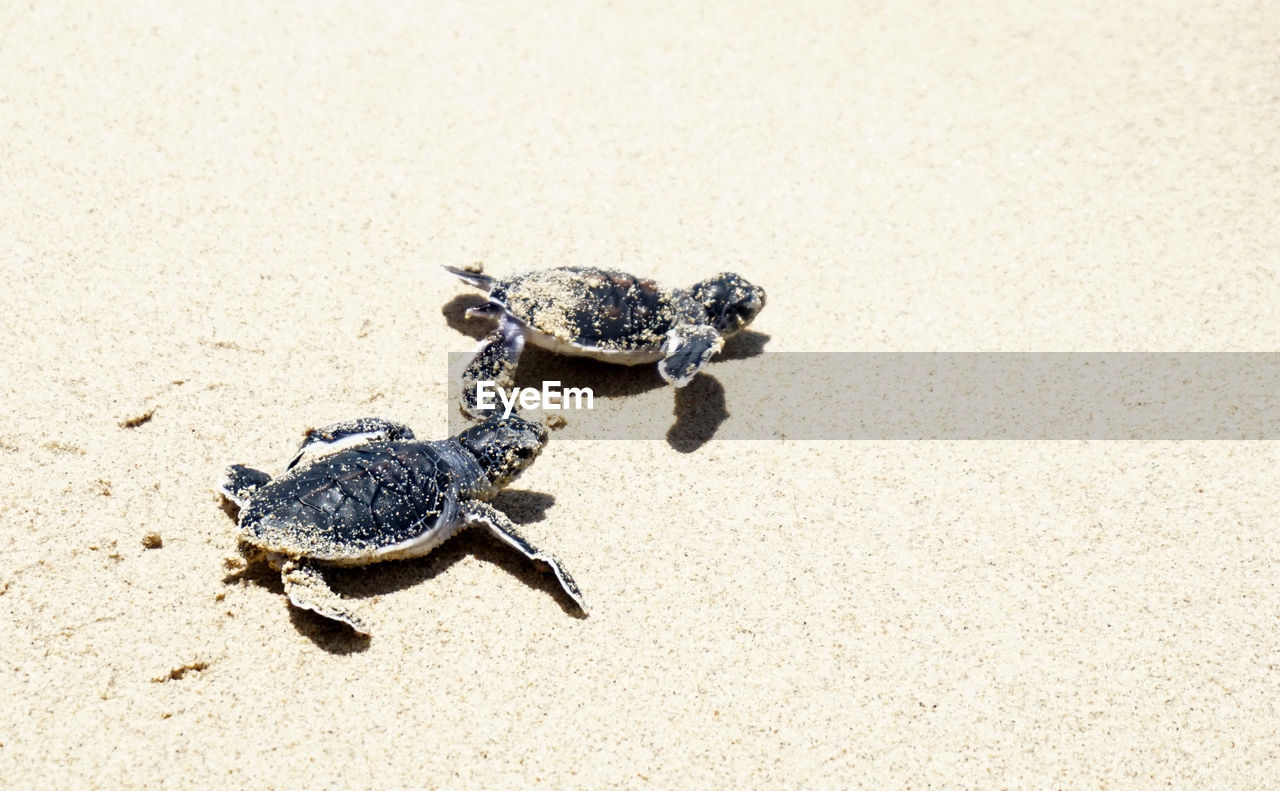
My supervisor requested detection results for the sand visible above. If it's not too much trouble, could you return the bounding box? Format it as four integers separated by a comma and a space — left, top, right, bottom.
3, 1, 1279, 787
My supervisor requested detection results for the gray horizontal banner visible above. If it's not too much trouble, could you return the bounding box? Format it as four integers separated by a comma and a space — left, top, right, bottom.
446, 352, 1280, 442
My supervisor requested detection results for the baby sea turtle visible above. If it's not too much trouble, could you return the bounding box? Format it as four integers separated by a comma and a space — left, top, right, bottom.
218, 415, 585, 634
445, 265, 766, 418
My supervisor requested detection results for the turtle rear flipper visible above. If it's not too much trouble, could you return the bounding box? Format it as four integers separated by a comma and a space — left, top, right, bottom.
280, 559, 369, 635
287, 417, 415, 470
443, 265, 495, 290
658, 325, 724, 387
219, 464, 272, 508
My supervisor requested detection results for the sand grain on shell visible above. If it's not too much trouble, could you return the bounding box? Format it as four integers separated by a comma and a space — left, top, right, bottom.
499, 268, 676, 349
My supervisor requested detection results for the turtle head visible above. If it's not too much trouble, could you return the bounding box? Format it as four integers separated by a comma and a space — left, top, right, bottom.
456, 413, 549, 488
690, 273, 766, 335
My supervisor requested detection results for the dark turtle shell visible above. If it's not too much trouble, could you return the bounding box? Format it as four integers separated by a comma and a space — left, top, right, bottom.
240, 441, 463, 561
490, 267, 701, 350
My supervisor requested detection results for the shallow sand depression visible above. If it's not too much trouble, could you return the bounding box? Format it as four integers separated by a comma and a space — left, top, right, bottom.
3, 2, 1279, 787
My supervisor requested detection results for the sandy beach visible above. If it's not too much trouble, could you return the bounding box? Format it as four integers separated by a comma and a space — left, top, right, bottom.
3, 1, 1279, 787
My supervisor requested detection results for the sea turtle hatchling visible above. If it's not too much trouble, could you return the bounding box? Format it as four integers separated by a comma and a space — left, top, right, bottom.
445, 265, 766, 418
218, 414, 585, 634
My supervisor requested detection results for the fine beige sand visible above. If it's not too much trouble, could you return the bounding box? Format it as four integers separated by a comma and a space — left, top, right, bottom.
4, 2, 1279, 787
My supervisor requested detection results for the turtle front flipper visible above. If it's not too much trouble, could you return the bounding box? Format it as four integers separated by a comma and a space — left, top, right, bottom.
461, 500, 587, 613
219, 464, 272, 508
461, 316, 526, 420
658, 324, 724, 387
279, 559, 370, 635
287, 417, 416, 469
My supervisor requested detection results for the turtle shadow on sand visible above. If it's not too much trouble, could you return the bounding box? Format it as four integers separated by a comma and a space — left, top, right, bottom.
513, 347, 666, 401
441, 293, 498, 340
443, 295, 767, 449
511, 353, 730, 452
220, 490, 577, 654
664, 330, 768, 451
717, 329, 771, 361
666, 375, 729, 453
